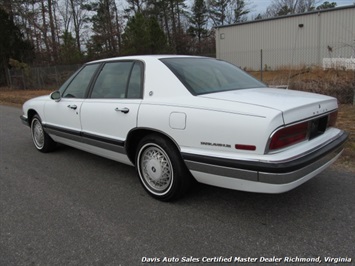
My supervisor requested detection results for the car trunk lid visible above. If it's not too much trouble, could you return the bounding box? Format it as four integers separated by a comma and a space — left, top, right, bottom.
200, 88, 337, 124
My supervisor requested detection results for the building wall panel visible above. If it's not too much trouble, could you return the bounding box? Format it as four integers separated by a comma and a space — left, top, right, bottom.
216, 6, 355, 70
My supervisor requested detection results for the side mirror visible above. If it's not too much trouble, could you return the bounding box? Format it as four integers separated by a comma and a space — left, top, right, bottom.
50, 90, 61, 102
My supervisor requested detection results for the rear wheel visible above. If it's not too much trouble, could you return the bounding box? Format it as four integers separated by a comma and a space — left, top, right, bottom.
136, 134, 192, 201
31, 114, 56, 152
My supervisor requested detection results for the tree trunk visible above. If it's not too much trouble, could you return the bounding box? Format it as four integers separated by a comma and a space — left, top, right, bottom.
40, 0, 50, 58
70, 0, 81, 53
48, 0, 58, 61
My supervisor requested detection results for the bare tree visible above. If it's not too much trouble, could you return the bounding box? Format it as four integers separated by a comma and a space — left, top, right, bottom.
68, 0, 91, 53
47, 0, 58, 61
125, 0, 146, 14
265, 0, 317, 17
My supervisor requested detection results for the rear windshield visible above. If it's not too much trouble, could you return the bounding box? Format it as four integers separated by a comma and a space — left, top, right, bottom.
160, 58, 266, 95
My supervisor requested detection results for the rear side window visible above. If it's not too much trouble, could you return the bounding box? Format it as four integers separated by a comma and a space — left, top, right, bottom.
90, 61, 143, 99
161, 58, 266, 95
127, 63, 143, 98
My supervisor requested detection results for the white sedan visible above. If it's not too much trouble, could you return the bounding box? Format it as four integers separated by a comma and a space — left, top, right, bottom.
20, 55, 348, 201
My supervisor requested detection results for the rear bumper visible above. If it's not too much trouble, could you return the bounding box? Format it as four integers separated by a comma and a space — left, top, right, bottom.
183, 130, 348, 193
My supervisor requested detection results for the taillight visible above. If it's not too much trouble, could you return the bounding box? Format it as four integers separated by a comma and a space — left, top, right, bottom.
269, 122, 308, 151
327, 110, 338, 127
235, 144, 256, 151
268, 110, 337, 152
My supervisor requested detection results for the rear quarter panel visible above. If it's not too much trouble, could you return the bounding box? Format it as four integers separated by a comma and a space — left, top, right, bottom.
137, 98, 283, 157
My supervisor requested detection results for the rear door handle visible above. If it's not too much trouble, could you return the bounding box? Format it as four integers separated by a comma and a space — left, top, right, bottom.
115, 107, 129, 114
67, 105, 77, 110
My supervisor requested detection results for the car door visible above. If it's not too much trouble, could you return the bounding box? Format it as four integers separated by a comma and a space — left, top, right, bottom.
80, 61, 143, 149
44, 63, 100, 135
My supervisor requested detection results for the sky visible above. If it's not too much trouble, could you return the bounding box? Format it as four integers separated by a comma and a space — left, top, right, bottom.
249, 0, 355, 16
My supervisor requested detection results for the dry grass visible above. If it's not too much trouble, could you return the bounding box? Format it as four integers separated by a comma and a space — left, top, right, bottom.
335, 104, 355, 172
250, 67, 355, 104
1, 85, 354, 172
0, 88, 51, 106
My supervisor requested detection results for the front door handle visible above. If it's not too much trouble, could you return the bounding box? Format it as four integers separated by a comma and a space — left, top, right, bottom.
115, 107, 129, 114
67, 105, 77, 110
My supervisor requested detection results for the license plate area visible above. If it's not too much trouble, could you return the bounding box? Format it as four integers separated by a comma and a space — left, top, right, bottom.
309, 116, 328, 140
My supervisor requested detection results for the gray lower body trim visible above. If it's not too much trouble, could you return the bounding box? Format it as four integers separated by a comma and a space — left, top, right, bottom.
45, 127, 126, 154
185, 161, 258, 181
258, 146, 343, 184
185, 146, 344, 185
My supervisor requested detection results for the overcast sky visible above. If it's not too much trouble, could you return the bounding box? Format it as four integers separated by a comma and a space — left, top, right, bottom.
249, 0, 355, 16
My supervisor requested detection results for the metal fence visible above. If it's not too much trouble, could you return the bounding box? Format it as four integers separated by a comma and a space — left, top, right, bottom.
323, 58, 355, 70
218, 48, 355, 104
7, 64, 81, 90
219, 47, 355, 72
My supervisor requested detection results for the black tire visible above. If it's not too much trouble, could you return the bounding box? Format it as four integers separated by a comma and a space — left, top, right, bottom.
30, 114, 56, 153
135, 134, 192, 201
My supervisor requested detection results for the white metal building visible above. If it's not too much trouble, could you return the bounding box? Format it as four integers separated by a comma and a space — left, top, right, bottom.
215, 5, 355, 70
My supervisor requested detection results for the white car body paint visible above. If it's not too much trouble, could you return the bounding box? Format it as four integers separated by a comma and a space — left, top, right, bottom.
21, 55, 348, 195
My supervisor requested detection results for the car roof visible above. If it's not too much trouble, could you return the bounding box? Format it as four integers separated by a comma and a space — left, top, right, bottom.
88, 54, 208, 64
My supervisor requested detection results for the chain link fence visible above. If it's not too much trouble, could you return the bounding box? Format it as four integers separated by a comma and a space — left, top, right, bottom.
220, 46, 355, 71
6, 64, 81, 90
219, 46, 355, 104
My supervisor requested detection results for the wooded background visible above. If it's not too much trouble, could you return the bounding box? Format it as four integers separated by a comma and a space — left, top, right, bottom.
0, 0, 343, 86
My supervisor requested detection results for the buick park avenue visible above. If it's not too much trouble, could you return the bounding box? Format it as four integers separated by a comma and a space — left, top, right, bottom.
20, 55, 348, 201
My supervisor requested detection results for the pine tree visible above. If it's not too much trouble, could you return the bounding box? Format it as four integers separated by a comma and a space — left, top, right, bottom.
0, 8, 34, 86
122, 12, 167, 55
189, 0, 208, 53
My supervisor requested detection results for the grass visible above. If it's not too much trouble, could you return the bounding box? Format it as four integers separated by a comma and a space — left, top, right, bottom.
0, 89, 51, 106
250, 67, 355, 104
1, 86, 354, 172
336, 104, 355, 172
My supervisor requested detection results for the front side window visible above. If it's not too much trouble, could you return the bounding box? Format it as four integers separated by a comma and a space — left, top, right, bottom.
160, 58, 266, 95
90, 61, 143, 99
62, 64, 99, 98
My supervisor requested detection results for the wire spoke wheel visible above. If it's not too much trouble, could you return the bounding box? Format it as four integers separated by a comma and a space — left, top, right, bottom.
30, 114, 56, 153
136, 134, 193, 201
31, 118, 45, 149
139, 144, 173, 193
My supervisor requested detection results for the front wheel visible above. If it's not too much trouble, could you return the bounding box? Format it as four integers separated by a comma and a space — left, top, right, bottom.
31, 114, 56, 153
136, 134, 192, 201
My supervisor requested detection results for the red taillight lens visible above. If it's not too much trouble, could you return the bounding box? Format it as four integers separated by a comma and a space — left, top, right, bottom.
269, 122, 308, 151
327, 110, 338, 127
235, 144, 256, 151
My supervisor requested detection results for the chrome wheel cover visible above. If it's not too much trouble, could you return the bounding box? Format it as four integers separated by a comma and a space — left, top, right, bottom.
31, 118, 44, 149
139, 144, 173, 194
